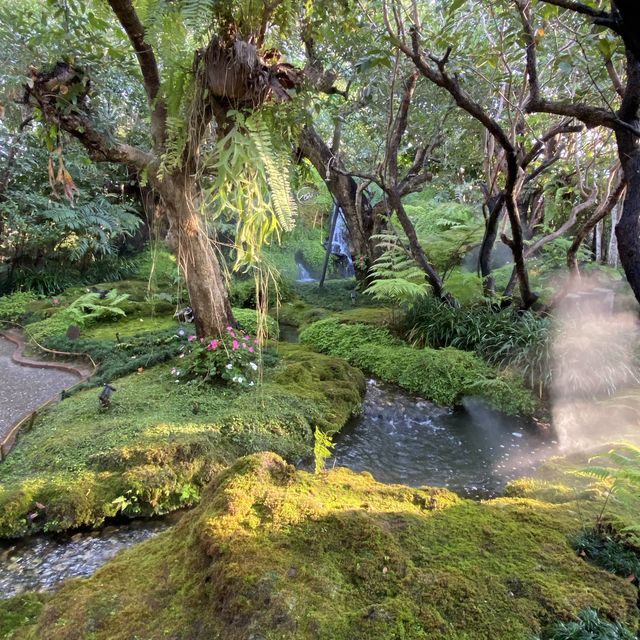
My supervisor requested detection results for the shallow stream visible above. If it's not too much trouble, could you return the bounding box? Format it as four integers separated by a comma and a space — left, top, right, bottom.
0, 519, 171, 598
326, 379, 557, 498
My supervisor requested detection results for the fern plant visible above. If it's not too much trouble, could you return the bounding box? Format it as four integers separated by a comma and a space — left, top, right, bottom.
366, 232, 430, 306
62, 290, 130, 326
532, 608, 637, 640
204, 110, 297, 270
314, 427, 335, 474
574, 444, 640, 540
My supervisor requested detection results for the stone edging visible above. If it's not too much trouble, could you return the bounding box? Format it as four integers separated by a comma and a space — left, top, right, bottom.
0, 331, 94, 461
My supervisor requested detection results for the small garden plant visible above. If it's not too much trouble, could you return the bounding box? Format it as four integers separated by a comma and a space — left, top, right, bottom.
174, 325, 260, 387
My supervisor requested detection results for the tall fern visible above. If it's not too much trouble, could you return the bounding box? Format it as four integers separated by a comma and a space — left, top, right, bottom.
366, 232, 430, 306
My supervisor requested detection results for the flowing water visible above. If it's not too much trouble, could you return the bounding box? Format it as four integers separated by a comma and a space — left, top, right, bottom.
326, 379, 557, 498
329, 209, 355, 277
296, 260, 316, 283
0, 335, 557, 598
0, 519, 172, 598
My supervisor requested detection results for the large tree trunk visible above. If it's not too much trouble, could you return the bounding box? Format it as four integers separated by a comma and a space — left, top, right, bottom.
615, 140, 640, 300
615, 53, 640, 305
162, 177, 233, 337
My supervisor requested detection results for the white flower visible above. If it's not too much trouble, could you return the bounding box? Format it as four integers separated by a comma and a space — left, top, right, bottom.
249, 362, 258, 371
226, 363, 233, 369
249, 381, 255, 386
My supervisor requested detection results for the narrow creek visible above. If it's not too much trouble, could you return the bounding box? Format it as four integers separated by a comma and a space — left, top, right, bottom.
0, 334, 557, 599
0, 519, 171, 598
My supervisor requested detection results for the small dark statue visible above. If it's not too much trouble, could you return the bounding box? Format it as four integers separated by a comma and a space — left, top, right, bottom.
174, 306, 195, 323
99, 384, 116, 409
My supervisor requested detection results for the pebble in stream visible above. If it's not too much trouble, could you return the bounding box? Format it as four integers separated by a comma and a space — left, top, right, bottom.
0, 520, 169, 599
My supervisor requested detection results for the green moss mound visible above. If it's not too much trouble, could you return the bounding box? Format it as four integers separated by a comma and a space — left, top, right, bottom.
300, 318, 536, 415
5, 453, 637, 640
0, 346, 364, 537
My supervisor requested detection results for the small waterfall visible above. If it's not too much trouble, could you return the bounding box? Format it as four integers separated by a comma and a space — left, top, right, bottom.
330, 209, 355, 277
296, 259, 316, 283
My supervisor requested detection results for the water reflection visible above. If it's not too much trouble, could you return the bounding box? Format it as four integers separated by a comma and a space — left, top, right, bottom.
328, 380, 557, 498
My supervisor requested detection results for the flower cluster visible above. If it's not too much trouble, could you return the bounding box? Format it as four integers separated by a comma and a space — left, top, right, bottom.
171, 325, 260, 387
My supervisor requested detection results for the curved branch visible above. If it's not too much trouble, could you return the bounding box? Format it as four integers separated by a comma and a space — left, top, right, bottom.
568, 174, 626, 272
107, 0, 166, 149
517, 0, 640, 136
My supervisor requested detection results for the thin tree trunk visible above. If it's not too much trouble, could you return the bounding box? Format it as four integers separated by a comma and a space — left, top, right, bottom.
608, 201, 620, 267
567, 179, 625, 273
390, 190, 454, 305
478, 193, 504, 297
502, 153, 537, 309
319, 204, 339, 288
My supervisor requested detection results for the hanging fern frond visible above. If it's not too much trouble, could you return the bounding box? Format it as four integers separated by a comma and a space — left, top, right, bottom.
246, 113, 297, 233
203, 110, 298, 271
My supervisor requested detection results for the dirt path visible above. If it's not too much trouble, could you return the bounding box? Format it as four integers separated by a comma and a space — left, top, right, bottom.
0, 336, 81, 443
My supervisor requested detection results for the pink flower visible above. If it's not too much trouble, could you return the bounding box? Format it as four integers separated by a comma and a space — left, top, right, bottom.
232, 340, 239, 350
226, 326, 233, 331
51, 298, 60, 305
208, 339, 218, 350
248, 346, 254, 353
243, 335, 250, 341
188, 335, 196, 342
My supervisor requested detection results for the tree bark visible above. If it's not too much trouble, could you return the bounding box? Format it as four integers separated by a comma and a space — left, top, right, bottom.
614, 53, 640, 302
478, 193, 504, 296
299, 125, 385, 278
389, 189, 452, 303
567, 178, 625, 273
162, 177, 233, 337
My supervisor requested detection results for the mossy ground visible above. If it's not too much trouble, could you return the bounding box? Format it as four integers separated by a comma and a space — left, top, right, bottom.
300, 318, 537, 415
0, 345, 364, 537
2, 453, 637, 640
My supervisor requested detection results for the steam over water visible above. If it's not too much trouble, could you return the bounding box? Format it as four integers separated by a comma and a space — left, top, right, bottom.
552, 279, 640, 451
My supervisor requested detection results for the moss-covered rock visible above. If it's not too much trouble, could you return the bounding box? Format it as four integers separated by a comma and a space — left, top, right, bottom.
300, 318, 537, 415
5, 453, 637, 640
0, 346, 364, 537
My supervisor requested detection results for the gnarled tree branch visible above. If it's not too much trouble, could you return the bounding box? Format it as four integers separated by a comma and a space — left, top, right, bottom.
107, 0, 166, 149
